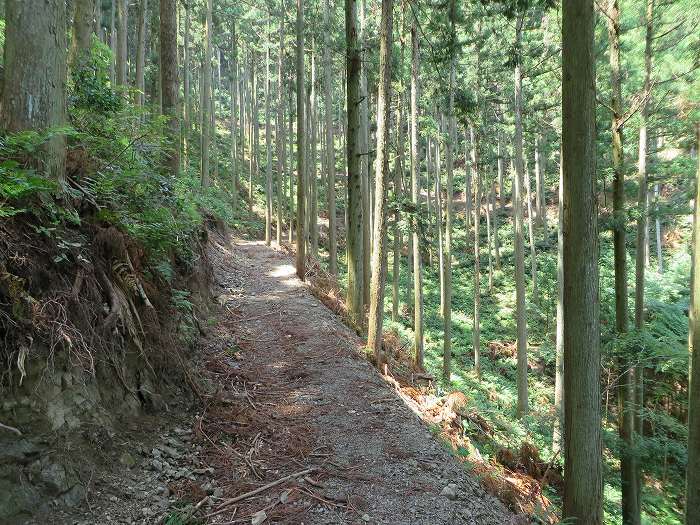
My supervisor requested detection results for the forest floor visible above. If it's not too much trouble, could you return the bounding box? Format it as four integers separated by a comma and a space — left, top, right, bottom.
36, 230, 521, 525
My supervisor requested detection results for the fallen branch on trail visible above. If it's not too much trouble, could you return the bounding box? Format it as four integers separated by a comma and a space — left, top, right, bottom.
204, 467, 317, 518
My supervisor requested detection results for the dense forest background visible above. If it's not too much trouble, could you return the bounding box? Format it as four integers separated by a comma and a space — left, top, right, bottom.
0, 0, 699, 523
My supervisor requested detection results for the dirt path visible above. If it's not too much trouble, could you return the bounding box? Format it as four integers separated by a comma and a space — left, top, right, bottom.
198, 234, 518, 524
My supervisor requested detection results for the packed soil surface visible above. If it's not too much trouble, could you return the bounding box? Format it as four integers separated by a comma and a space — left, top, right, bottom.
34, 232, 521, 524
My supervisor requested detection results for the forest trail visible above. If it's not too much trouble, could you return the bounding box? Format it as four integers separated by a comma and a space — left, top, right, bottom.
198, 232, 519, 524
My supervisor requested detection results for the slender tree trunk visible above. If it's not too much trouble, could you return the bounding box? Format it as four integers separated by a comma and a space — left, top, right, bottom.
116, 0, 128, 86
392, 78, 405, 323
253, 54, 260, 208
346, 0, 364, 327
442, 0, 457, 380
110, 0, 116, 85
265, 18, 273, 246
655, 181, 663, 273
553, 151, 565, 454
276, 11, 285, 245
310, 43, 319, 258
201, 0, 213, 187
498, 135, 506, 214
513, 17, 529, 418
534, 135, 545, 228
609, 1, 639, 521
367, 0, 394, 368
472, 125, 481, 380
70, 0, 95, 68
634, 0, 653, 507
410, 21, 424, 369
230, 20, 239, 214
486, 181, 494, 292
562, 0, 603, 519
160, 0, 179, 177
524, 157, 538, 300
687, 123, 700, 525
184, 2, 191, 164
135, 0, 147, 107
289, 87, 295, 243
436, 137, 445, 320
2, 0, 67, 186
324, 0, 337, 273
295, 0, 306, 279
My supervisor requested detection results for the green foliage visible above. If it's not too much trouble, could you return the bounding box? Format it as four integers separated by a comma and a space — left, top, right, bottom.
69, 38, 123, 114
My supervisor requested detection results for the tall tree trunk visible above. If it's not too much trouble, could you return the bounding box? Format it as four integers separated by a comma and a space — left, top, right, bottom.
553, 151, 564, 454
655, 181, 663, 273
2, 0, 67, 186
310, 43, 319, 258
486, 181, 494, 292
231, 20, 239, 214
116, 0, 128, 86
200, 0, 213, 187
562, 0, 603, 519
184, 1, 191, 164
324, 0, 337, 273
609, 1, 639, 521
472, 125, 481, 380
276, 10, 285, 245
436, 136, 445, 320
110, 0, 116, 85
265, 18, 273, 246
524, 157, 538, 300
253, 54, 260, 208
367, 0, 394, 368
410, 21, 424, 369
633, 0, 653, 507
346, 0, 364, 327
687, 122, 700, 525
391, 93, 402, 323
160, 0, 179, 177
442, 0, 456, 380
295, 0, 306, 279
135, 0, 147, 107
360, 0, 371, 308
498, 134, 506, 214
70, 0, 95, 68
513, 16, 529, 418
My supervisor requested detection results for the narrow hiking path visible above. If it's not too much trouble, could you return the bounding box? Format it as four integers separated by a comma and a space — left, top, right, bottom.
198, 232, 519, 524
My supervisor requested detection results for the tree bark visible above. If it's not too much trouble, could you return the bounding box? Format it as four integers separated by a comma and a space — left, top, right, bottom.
360, 0, 371, 308
265, 17, 273, 246
324, 0, 337, 273
70, 0, 96, 68
687, 122, 700, 525
472, 125, 481, 380
2, 0, 67, 186
135, 0, 148, 107
200, 0, 213, 187
562, 0, 603, 519
231, 19, 239, 214
524, 156, 538, 301
442, 0, 456, 380
367, 0, 394, 368
160, 0, 179, 177
295, 0, 306, 279
553, 150, 564, 454
513, 16, 529, 418
410, 21, 424, 369
276, 11, 285, 245
346, 0, 364, 327
116, 0, 128, 86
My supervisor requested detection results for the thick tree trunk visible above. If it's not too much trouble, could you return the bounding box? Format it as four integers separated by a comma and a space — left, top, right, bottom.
513, 17, 529, 418
160, 0, 179, 177
296, 0, 306, 279
360, 0, 371, 308
200, 0, 213, 187
346, 0, 364, 327
410, 21, 424, 369
367, 0, 394, 367
324, 0, 337, 273
687, 123, 700, 525
562, 0, 603, 519
2, 0, 67, 186
116, 0, 128, 86
71, 0, 96, 68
